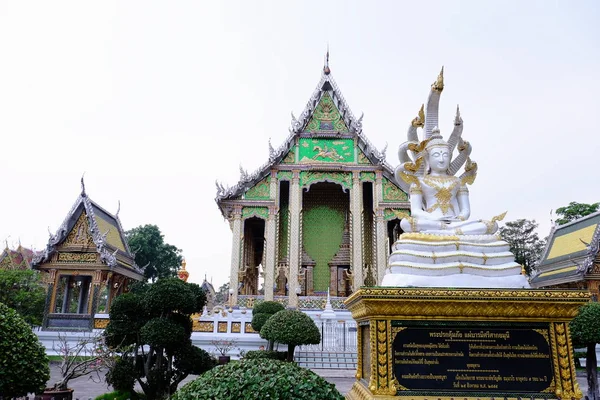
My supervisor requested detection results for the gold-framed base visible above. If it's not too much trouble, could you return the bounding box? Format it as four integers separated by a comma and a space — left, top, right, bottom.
344, 287, 589, 400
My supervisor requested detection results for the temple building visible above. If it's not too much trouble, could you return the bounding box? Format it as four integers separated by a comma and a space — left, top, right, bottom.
215, 57, 409, 308
530, 211, 600, 297
32, 183, 144, 330
0, 244, 36, 270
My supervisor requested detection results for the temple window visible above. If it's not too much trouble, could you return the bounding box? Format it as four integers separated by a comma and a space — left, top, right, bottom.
54, 275, 92, 314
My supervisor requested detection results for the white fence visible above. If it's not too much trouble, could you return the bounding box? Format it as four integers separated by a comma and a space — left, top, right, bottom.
299, 320, 357, 352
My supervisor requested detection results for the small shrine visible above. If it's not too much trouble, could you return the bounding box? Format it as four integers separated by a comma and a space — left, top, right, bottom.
215, 54, 410, 309
0, 244, 36, 270
32, 181, 144, 330
530, 211, 600, 296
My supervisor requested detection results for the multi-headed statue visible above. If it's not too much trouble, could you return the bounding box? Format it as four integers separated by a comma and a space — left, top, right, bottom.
382, 68, 529, 288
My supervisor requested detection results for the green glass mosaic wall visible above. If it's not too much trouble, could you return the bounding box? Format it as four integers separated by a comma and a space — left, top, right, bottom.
382, 177, 408, 201
244, 176, 270, 200
302, 183, 349, 292
298, 138, 355, 164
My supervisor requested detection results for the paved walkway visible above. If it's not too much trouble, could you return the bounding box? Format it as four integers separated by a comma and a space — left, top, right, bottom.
44, 363, 590, 399
44, 363, 356, 399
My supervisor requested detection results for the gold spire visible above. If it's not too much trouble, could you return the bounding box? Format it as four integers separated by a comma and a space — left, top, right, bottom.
177, 258, 189, 282
431, 66, 444, 92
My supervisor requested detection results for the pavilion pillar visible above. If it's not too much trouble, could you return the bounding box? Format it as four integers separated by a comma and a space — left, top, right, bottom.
288, 170, 301, 308
350, 171, 363, 292
374, 170, 388, 284
263, 170, 279, 301
264, 205, 277, 301
229, 206, 243, 307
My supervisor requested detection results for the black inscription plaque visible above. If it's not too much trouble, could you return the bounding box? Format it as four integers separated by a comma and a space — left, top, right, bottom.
393, 324, 553, 393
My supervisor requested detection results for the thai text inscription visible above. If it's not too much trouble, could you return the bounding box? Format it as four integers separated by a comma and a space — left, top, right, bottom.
393, 324, 553, 393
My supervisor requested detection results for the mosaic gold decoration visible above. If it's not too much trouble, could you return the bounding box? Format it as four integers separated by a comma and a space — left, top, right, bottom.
65, 212, 95, 247
57, 252, 97, 263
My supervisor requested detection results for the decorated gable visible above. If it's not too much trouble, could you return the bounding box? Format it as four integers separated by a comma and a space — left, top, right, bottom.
65, 211, 95, 247
304, 92, 349, 133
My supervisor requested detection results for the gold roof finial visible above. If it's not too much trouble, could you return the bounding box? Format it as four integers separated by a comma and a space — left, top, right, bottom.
411, 104, 425, 128
432, 66, 444, 92
177, 258, 189, 282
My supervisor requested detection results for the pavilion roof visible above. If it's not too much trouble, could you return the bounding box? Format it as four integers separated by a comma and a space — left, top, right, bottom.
0, 245, 38, 270
530, 210, 600, 287
32, 181, 143, 279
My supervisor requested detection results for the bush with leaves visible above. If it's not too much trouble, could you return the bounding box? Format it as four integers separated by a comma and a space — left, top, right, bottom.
0, 269, 45, 326
104, 278, 215, 400
570, 302, 600, 400
260, 309, 320, 361
0, 302, 50, 397
171, 359, 343, 400
244, 350, 287, 361
251, 300, 284, 350
95, 390, 144, 400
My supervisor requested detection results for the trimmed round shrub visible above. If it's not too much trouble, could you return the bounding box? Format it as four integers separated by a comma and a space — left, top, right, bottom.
171, 359, 343, 400
106, 357, 136, 392
260, 309, 320, 361
252, 300, 285, 316
244, 350, 287, 361
0, 302, 50, 397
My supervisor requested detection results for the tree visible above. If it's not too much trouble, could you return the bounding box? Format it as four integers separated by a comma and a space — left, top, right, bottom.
215, 282, 230, 305
0, 269, 46, 326
104, 278, 216, 400
0, 302, 50, 397
126, 224, 183, 282
555, 202, 600, 225
499, 219, 546, 276
570, 302, 600, 400
260, 309, 320, 362
171, 359, 344, 400
251, 301, 285, 351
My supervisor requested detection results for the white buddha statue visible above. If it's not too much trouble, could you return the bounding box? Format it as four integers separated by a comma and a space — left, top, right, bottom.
381, 69, 529, 288
399, 128, 499, 236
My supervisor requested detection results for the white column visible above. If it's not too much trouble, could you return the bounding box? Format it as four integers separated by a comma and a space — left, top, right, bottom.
229, 207, 243, 307
288, 170, 301, 308
264, 206, 277, 301
374, 170, 387, 284
263, 171, 279, 301
351, 171, 363, 292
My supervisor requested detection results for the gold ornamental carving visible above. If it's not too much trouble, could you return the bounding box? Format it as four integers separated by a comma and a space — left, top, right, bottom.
65, 213, 95, 247
57, 252, 98, 263
192, 321, 214, 333
94, 318, 109, 329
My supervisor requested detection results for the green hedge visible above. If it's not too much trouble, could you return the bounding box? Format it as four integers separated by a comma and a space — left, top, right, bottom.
95, 390, 144, 400
244, 350, 287, 361
171, 359, 343, 400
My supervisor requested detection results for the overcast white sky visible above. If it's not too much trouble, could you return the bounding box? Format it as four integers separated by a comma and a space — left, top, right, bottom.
1, 1, 598, 288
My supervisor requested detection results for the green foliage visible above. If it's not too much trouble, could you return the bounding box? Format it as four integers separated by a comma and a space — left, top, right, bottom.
251, 301, 284, 332
252, 300, 285, 315
260, 310, 320, 361
499, 219, 546, 276
95, 390, 144, 400
104, 278, 213, 400
126, 224, 183, 282
0, 269, 45, 326
251, 301, 284, 350
0, 302, 50, 397
106, 357, 136, 392
570, 302, 600, 347
171, 359, 343, 400
244, 350, 287, 361
214, 282, 229, 305
555, 202, 600, 225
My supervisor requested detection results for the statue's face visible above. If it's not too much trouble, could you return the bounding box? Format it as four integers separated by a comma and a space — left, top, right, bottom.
427, 145, 450, 173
